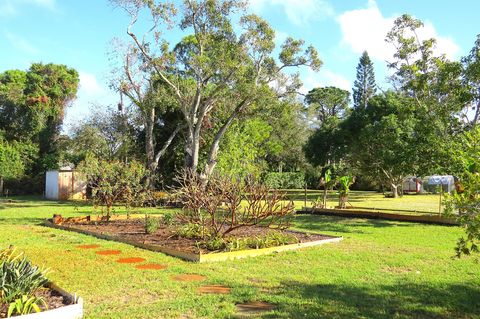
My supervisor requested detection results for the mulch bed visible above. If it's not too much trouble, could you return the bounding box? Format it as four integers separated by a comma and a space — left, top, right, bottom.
61, 219, 331, 254
135, 263, 167, 270
197, 285, 231, 294
116, 257, 146, 264
0, 287, 71, 318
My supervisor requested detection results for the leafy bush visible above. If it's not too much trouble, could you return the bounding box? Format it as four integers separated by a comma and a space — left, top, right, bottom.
0, 247, 49, 317
144, 215, 160, 234
200, 231, 299, 252
263, 172, 305, 189
78, 154, 149, 220
176, 223, 206, 239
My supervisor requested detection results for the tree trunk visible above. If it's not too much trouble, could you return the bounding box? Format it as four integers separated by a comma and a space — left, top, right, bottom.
184, 125, 200, 172
145, 108, 157, 188
391, 184, 399, 198
322, 188, 327, 208
0, 177, 3, 196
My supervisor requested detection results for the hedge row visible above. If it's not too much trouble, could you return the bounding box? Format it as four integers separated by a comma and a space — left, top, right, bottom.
263, 172, 305, 189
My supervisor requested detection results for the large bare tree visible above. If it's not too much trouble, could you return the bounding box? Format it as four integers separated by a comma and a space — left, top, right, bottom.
112, 0, 321, 179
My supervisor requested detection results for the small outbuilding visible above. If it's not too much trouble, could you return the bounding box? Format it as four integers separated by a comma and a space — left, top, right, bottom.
403, 176, 423, 194
45, 166, 86, 200
422, 175, 456, 193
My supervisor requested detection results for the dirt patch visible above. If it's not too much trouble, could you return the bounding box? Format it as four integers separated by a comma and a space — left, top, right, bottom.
172, 274, 206, 282
96, 250, 122, 255
236, 301, 276, 313
116, 257, 146, 264
61, 219, 332, 254
197, 285, 230, 294
135, 263, 168, 270
76, 244, 100, 249
0, 287, 71, 318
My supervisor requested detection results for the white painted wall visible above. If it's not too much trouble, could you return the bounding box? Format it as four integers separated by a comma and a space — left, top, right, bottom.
45, 171, 59, 200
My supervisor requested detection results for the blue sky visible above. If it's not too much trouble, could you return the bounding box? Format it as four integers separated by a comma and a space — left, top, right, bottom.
1, 0, 479, 131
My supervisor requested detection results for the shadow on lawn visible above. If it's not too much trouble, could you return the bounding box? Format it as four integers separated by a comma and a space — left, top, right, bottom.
265, 281, 480, 319
294, 215, 414, 234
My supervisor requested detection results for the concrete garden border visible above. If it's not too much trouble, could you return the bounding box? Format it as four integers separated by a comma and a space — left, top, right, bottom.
43, 220, 342, 262
17, 283, 83, 319
298, 207, 458, 225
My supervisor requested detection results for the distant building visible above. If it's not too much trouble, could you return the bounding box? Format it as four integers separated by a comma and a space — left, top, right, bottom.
45, 166, 86, 200
403, 176, 423, 194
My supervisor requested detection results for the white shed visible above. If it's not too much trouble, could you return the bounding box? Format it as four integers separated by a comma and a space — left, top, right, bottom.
45, 167, 86, 200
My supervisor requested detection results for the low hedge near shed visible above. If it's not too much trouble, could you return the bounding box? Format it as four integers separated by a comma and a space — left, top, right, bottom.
263, 172, 305, 189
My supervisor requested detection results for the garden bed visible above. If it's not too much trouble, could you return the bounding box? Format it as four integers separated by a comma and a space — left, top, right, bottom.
0, 283, 82, 319
44, 217, 342, 262
298, 207, 458, 225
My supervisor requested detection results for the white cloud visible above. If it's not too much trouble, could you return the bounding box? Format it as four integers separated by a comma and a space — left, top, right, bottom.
4, 31, 39, 54
79, 72, 103, 97
301, 69, 351, 94
337, 0, 459, 61
0, 0, 56, 16
249, 0, 334, 26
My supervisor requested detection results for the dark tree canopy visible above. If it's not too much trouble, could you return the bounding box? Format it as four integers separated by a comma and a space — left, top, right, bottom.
305, 86, 350, 124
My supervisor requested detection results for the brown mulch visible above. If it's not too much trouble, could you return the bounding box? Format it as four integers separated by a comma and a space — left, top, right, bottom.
197, 285, 231, 294
95, 250, 122, 255
116, 257, 146, 264
135, 263, 168, 270
0, 287, 71, 318
62, 219, 332, 254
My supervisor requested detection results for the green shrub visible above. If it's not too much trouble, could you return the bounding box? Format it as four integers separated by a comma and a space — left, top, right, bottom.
263, 172, 305, 189
144, 215, 160, 234
0, 247, 49, 316
161, 213, 176, 226
203, 231, 300, 252
176, 223, 205, 239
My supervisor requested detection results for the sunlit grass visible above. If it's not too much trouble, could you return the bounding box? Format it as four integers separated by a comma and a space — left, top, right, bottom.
0, 196, 478, 318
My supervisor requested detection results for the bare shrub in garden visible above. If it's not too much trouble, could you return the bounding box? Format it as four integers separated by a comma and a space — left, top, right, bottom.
173, 170, 295, 240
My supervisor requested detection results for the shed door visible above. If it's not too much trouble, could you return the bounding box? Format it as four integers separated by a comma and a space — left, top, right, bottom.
58, 172, 72, 200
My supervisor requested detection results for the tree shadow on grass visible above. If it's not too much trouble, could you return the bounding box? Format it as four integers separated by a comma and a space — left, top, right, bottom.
264, 281, 480, 319
293, 215, 415, 234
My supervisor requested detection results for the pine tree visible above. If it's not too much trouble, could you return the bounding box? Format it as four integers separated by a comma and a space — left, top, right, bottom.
353, 51, 377, 109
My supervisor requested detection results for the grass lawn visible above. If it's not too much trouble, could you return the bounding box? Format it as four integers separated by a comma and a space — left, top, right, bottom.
285, 190, 443, 214
1, 196, 479, 318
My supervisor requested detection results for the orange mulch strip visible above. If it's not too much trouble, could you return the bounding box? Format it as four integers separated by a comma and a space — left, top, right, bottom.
76, 244, 100, 249
172, 274, 206, 282
197, 285, 230, 294
135, 263, 168, 270
116, 257, 146, 264
95, 250, 122, 256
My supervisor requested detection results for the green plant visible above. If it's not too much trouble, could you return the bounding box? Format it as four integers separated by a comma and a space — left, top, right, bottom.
7, 295, 47, 317
176, 223, 205, 239
263, 172, 305, 189
144, 215, 160, 234
202, 237, 226, 251
161, 213, 175, 226
77, 155, 149, 220
337, 175, 355, 209
0, 247, 49, 316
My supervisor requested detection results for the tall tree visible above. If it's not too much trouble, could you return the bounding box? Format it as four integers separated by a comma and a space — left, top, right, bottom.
0, 63, 79, 173
305, 86, 350, 124
462, 34, 480, 125
112, 0, 321, 179
0, 140, 24, 194
353, 51, 376, 109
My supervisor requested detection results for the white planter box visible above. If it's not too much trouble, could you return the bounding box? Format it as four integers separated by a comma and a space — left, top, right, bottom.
14, 283, 83, 319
